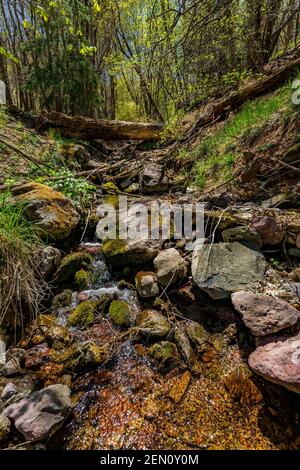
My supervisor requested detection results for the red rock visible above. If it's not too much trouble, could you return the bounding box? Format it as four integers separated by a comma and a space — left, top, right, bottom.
249, 334, 300, 393
232, 291, 300, 336
25, 343, 50, 369
250, 216, 284, 245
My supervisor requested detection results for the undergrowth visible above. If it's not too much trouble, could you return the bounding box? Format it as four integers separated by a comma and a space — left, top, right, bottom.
189, 82, 292, 189
0, 192, 45, 332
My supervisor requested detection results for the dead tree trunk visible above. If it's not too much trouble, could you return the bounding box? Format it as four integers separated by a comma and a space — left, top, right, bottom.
35, 111, 163, 141
186, 49, 300, 139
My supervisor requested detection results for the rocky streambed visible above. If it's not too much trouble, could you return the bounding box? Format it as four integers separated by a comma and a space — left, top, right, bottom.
0, 183, 300, 450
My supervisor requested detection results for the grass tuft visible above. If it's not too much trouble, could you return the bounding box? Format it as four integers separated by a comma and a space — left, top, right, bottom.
0, 192, 46, 333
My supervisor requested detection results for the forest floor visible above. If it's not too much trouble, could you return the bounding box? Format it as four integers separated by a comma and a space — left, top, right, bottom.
0, 70, 300, 450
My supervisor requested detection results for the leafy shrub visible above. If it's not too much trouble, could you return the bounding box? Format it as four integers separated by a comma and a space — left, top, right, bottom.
47, 168, 96, 207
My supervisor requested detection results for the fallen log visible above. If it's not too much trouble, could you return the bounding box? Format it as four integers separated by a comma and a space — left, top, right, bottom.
185, 48, 300, 139
36, 111, 163, 141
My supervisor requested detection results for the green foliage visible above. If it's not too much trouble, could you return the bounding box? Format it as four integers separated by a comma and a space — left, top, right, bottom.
47, 168, 95, 207
191, 83, 291, 188
0, 192, 40, 246
0, 192, 44, 327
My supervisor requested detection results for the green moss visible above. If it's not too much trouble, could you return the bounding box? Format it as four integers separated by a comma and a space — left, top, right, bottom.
148, 341, 178, 365
102, 182, 120, 193
109, 300, 131, 328
54, 251, 92, 284
67, 300, 99, 327
102, 238, 154, 268
102, 239, 127, 259
75, 269, 90, 290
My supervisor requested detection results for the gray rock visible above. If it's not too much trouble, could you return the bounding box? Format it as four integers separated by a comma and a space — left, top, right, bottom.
0, 414, 11, 442
37, 246, 61, 278
1, 358, 21, 377
138, 310, 170, 338
140, 163, 169, 194
222, 226, 262, 248
249, 334, 300, 393
232, 291, 300, 337
3, 384, 71, 441
192, 242, 267, 300
135, 272, 159, 298
1, 382, 18, 400
154, 248, 188, 288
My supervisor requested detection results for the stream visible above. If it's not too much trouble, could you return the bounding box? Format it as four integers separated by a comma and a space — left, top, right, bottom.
42, 240, 300, 451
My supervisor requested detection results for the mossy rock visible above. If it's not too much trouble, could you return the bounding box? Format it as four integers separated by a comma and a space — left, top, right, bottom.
53, 252, 92, 284
13, 182, 80, 241
101, 238, 160, 268
67, 300, 99, 327
102, 182, 120, 194
185, 320, 208, 354
148, 341, 178, 366
52, 289, 73, 309
50, 341, 106, 370
109, 300, 131, 329
75, 269, 90, 290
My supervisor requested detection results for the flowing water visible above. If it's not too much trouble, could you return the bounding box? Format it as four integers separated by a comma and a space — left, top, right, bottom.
45, 241, 300, 450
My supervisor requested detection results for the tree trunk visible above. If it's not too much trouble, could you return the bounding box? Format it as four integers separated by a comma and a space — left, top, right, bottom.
36, 111, 163, 141
185, 48, 300, 138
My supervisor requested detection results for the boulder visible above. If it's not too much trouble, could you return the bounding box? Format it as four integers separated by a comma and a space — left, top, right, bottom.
1, 382, 18, 400
67, 300, 100, 328
250, 216, 284, 245
135, 272, 159, 298
61, 143, 90, 170
1, 358, 21, 377
154, 248, 188, 288
101, 238, 160, 268
192, 242, 267, 300
140, 163, 169, 194
36, 246, 61, 278
3, 384, 71, 440
138, 310, 170, 338
232, 291, 300, 337
53, 251, 92, 284
13, 182, 80, 241
249, 334, 300, 393
222, 226, 262, 248
109, 300, 132, 329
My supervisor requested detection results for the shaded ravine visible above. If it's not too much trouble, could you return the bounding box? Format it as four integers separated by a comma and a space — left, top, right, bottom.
46, 242, 300, 451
